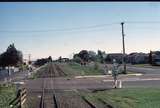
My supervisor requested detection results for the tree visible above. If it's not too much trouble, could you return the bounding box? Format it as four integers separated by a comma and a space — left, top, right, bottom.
97, 50, 106, 63
73, 54, 81, 63
73, 54, 79, 59
0, 44, 23, 75
149, 51, 153, 65
74, 56, 81, 63
105, 54, 111, 63
48, 56, 52, 62
88, 51, 97, 62
0, 43, 23, 67
58, 56, 62, 62
34, 58, 48, 66
78, 50, 89, 62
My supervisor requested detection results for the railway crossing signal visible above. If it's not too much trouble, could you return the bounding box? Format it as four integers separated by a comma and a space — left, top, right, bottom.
112, 59, 119, 88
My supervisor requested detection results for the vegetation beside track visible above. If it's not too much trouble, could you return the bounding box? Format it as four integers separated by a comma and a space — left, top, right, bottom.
29, 62, 141, 79
0, 85, 16, 108
61, 62, 104, 76
29, 63, 49, 79
84, 88, 160, 108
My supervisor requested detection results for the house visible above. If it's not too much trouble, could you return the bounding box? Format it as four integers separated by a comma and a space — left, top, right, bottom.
61, 58, 70, 62
127, 52, 148, 64
105, 53, 125, 63
151, 51, 160, 65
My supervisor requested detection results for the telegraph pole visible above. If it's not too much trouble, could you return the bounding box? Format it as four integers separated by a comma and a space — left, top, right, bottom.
121, 22, 126, 74
28, 54, 31, 62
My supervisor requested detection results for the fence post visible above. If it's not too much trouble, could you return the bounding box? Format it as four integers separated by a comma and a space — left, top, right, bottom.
20, 88, 23, 108
21, 88, 27, 108
9, 88, 27, 108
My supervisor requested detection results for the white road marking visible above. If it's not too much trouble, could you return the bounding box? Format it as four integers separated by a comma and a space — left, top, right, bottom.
127, 73, 143, 76
13, 81, 25, 84
103, 78, 160, 82
75, 75, 110, 78
37, 95, 41, 98
75, 74, 143, 79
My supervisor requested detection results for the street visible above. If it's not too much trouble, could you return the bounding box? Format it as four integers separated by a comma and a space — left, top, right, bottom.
25, 73, 160, 92
127, 65, 160, 74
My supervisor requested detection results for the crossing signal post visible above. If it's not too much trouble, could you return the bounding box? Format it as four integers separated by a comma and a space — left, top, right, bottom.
112, 59, 119, 88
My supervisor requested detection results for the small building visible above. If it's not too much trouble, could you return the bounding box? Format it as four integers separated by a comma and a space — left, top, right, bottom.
127, 52, 148, 64
151, 51, 160, 65
61, 58, 70, 62
105, 53, 125, 64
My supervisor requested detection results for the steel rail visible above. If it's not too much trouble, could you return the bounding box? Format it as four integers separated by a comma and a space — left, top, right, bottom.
51, 63, 59, 108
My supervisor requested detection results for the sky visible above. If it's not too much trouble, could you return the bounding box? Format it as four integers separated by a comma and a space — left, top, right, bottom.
1, 2, 160, 60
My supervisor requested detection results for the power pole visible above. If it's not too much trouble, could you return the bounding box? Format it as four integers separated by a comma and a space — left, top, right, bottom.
121, 22, 126, 74
28, 54, 31, 62
149, 50, 152, 65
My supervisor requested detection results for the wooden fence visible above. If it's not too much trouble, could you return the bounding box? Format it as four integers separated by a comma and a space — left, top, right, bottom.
9, 88, 27, 108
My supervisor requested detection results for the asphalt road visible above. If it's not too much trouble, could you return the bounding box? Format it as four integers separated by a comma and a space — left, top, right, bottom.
24, 63, 160, 92
25, 74, 160, 92
126, 65, 160, 74
106, 63, 160, 74
2, 64, 160, 90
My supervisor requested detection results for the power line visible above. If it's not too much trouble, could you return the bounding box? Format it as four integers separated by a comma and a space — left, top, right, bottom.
126, 21, 160, 24
1, 21, 160, 33
0, 22, 119, 33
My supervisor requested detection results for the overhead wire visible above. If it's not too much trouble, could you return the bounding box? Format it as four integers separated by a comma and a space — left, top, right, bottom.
126, 21, 160, 24
1, 21, 160, 33
0, 22, 119, 33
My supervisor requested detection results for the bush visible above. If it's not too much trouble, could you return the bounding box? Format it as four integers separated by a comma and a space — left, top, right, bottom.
94, 62, 99, 70
73, 57, 81, 64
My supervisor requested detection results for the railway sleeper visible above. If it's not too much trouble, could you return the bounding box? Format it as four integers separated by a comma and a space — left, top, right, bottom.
53, 94, 59, 108
97, 98, 113, 108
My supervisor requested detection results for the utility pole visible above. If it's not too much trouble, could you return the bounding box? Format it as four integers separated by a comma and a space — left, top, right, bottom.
28, 54, 31, 65
28, 54, 31, 62
121, 22, 126, 74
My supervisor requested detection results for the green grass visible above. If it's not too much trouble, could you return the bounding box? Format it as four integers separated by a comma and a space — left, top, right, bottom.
133, 64, 150, 67
84, 88, 160, 108
28, 71, 38, 79
66, 62, 104, 75
29, 64, 49, 79
0, 85, 16, 108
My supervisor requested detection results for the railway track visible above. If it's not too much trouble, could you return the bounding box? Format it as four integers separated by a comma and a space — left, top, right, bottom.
54, 64, 67, 76
40, 62, 59, 108
38, 62, 97, 108
38, 63, 67, 78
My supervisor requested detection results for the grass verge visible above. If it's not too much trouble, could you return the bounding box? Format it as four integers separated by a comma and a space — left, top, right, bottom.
84, 88, 160, 108
0, 85, 16, 108
67, 62, 104, 75
28, 64, 48, 79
